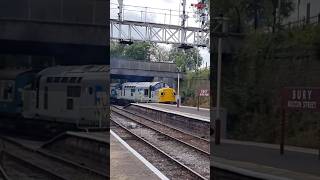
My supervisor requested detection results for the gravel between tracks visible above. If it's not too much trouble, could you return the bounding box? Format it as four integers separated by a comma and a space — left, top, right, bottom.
111, 113, 210, 179
112, 106, 210, 153
111, 120, 205, 180
0, 138, 105, 180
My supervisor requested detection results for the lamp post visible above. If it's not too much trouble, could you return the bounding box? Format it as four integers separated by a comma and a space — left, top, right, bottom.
215, 17, 227, 145
177, 67, 181, 108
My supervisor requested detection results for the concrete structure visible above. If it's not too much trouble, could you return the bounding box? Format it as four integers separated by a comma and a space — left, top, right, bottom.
111, 58, 182, 88
127, 103, 229, 138
0, 0, 108, 63
110, 130, 164, 180
212, 139, 320, 180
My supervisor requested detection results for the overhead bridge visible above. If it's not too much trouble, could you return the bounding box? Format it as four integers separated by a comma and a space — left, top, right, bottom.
110, 19, 209, 47
0, 0, 108, 62
111, 58, 183, 87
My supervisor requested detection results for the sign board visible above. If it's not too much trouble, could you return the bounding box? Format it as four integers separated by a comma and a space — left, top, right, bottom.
199, 89, 210, 97
282, 87, 320, 112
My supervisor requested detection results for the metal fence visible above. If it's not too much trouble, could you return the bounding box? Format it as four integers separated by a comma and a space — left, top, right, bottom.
283, 14, 320, 29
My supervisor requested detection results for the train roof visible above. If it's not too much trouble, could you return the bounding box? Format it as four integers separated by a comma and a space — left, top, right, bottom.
0, 69, 35, 80
122, 82, 164, 88
38, 65, 108, 79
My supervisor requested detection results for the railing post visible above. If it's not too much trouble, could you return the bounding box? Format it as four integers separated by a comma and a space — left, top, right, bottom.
92, 0, 96, 24
215, 119, 221, 145
60, 0, 64, 22
27, 0, 31, 19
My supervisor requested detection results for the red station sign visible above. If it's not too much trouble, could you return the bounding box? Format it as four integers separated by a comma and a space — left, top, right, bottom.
282, 87, 320, 111
199, 89, 210, 97
280, 87, 320, 158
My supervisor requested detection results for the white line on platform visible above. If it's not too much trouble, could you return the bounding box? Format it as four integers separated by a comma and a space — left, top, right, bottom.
110, 130, 169, 180
153, 103, 210, 111
212, 160, 292, 180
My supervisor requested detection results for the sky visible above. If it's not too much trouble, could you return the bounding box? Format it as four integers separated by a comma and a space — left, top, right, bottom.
110, 0, 210, 68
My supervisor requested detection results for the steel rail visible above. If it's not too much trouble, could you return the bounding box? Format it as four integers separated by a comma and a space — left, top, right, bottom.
0, 137, 107, 179
0, 165, 9, 180
1, 151, 67, 180
111, 106, 210, 154
113, 105, 209, 141
110, 117, 208, 180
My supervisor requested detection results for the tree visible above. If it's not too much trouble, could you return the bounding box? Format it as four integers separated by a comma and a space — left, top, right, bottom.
149, 44, 170, 62
110, 41, 152, 61
168, 47, 203, 72
110, 41, 203, 72
123, 42, 151, 60
211, 0, 294, 32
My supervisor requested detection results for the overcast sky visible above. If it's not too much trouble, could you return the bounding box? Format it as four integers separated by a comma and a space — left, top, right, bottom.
110, 0, 210, 68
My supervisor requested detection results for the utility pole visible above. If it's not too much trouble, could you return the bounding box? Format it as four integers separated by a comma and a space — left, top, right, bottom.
215, 17, 227, 145
297, 0, 300, 25
181, 0, 188, 45
277, 0, 281, 29
118, 0, 123, 40
177, 68, 180, 108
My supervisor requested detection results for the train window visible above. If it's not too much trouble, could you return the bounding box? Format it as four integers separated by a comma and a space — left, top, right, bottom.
144, 89, 148, 96
160, 92, 164, 96
61, 77, 68, 83
70, 77, 77, 83
54, 77, 61, 83
46, 77, 53, 83
131, 89, 135, 96
67, 86, 81, 97
89, 87, 93, 95
67, 98, 73, 110
154, 83, 161, 90
2, 84, 13, 101
77, 77, 82, 83
44, 86, 48, 109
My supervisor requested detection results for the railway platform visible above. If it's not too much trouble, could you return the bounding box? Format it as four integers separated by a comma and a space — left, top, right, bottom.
126, 103, 213, 138
132, 103, 210, 122
212, 139, 320, 180
110, 130, 167, 180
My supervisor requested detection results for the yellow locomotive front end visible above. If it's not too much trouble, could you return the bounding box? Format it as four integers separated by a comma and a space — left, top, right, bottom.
158, 87, 176, 103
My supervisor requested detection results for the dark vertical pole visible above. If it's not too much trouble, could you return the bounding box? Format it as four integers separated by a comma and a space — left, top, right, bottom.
306, 2, 310, 24
197, 95, 200, 111
318, 116, 320, 160
280, 108, 285, 155
215, 119, 221, 145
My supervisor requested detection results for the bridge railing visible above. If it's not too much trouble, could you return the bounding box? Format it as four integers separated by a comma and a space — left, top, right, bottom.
282, 14, 320, 30
110, 2, 206, 28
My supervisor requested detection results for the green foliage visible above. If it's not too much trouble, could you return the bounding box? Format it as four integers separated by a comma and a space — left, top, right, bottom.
224, 27, 320, 147
168, 47, 203, 72
110, 41, 151, 60
181, 68, 210, 107
211, 0, 294, 32
110, 41, 204, 71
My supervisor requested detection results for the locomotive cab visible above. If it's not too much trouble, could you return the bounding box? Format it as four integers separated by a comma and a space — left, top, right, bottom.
158, 87, 176, 104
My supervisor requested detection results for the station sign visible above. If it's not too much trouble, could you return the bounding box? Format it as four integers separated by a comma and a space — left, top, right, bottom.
199, 89, 210, 97
282, 87, 320, 111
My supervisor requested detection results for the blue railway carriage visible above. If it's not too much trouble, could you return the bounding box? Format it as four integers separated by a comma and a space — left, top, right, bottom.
22, 65, 108, 127
0, 69, 37, 116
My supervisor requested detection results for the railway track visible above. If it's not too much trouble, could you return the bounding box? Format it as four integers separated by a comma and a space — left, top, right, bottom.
110, 119, 207, 180
0, 165, 8, 180
0, 136, 107, 180
112, 105, 210, 153
111, 108, 210, 179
